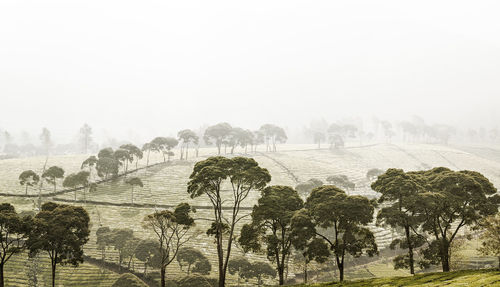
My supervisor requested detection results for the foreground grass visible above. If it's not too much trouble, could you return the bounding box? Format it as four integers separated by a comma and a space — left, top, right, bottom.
293, 269, 500, 287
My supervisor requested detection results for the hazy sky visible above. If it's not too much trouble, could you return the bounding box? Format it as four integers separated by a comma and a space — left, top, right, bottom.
1, 0, 499, 142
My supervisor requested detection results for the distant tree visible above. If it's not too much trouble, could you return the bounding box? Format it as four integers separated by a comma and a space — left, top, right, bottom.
123, 236, 140, 270
142, 203, 195, 287
372, 169, 425, 274
228, 257, 252, 286
305, 186, 378, 281
249, 261, 276, 286
325, 175, 355, 192
187, 157, 271, 287
252, 130, 265, 153
63, 171, 90, 202
177, 129, 199, 160
177, 247, 210, 275
110, 228, 134, 271
96, 227, 113, 263
114, 148, 132, 173
79, 123, 93, 154
27, 202, 90, 287
0, 203, 32, 287
142, 143, 153, 166
98, 147, 114, 159
366, 168, 384, 181
203, 123, 232, 155
42, 166, 65, 192
239, 129, 255, 153
97, 149, 120, 179
239, 186, 310, 285
120, 144, 143, 169
294, 237, 330, 284
125, 177, 143, 204
19, 170, 40, 195
478, 213, 500, 269
381, 121, 395, 142
151, 137, 179, 162
81, 155, 98, 173
39, 127, 52, 155
313, 131, 325, 149
414, 168, 499, 272
227, 127, 246, 154
259, 124, 287, 152
295, 178, 323, 196
135, 239, 160, 276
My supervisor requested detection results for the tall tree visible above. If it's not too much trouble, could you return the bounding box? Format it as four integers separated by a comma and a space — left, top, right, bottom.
259, 124, 287, 152
81, 156, 98, 173
313, 131, 326, 149
203, 123, 232, 155
79, 123, 93, 154
110, 228, 134, 271
142, 203, 195, 287
125, 177, 143, 204
305, 185, 378, 281
96, 148, 119, 179
142, 143, 153, 167
0, 203, 32, 287
177, 129, 199, 160
135, 239, 160, 276
120, 144, 143, 169
151, 137, 179, 162
187, 156, 271, 287
114, 148, 132, 173
177, 247, 210, 275
96, 227, 113, 264
371, 169, 425, 274
413, 167, 499, 272
19, 170, 40, 195
239, 185, 311, 285
42, 166, 65, 192
27, 202, 90, 287
478, 213, 500, 269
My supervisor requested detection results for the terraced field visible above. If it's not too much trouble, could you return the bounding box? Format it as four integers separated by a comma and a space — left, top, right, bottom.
2, 143, 500, 286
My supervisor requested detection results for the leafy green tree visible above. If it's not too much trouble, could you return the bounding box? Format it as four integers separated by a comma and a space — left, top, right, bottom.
97, 157, 119, 179
177, 247, 210, 275
372, 168, 425, 274
19, 170, 40, 195
192, 257, 211, 275
142, 203, 195, 287
295, 178, 323, 197
249, 261, 276, 286
135, 239, 160, 276
187, 156, 271, 287
120, 144, 143, 169
27, 202, 90, 287
42, 166, 65, 192
326, 175, 355, 192
203, 123, 232, 155
98, 147, 114, 159
305, 185, 378, 282
177, 129, 199, 160
96, 227, 112, 263
79, 123, 93, 154
125, 177, 143, 204
228, 257, 252, 286
63, 171, 91, 202
114, 148, 132, 173
478, 213, 500, 269
110, 228, 134, 271
414, 167, 499, 272
0, 203, 32, 287
259, 124, 287, 152
239, 185, 309, 285
151, 137, 179, 162
294, 237, 330, 284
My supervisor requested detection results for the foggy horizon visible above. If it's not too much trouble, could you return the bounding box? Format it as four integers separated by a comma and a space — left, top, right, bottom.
1, 0, 499, 143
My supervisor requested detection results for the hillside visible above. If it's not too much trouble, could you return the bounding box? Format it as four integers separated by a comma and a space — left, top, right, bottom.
292, 269, 500, 287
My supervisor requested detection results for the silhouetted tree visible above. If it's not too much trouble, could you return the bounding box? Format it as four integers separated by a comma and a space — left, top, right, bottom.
19, 170, 40, 195
42, 166, 65, 192
203, 123, 232, 155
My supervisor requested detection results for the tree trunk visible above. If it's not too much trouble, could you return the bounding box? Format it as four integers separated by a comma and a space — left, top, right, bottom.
186, 143, 189, 160
498, 256, 500, 270
304, 263, 308, 283
144, 263, 147, 276
131, 187, 134, 204
0, 263, 4, 287
25, 185, 28, 195
160, 265, 166, 287
441, 240, 450, 272
405, 226, 415, 275
278, 265, 284, 285
51, 261, 56, 287
54, 181, 56, 192
338, 262, 344, 282
217, 144, 221, 155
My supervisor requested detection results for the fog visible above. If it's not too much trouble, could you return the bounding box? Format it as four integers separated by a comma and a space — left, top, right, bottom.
1, 0, 499, 144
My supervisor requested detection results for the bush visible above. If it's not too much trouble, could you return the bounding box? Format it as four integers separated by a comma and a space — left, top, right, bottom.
111, 273, 148, 287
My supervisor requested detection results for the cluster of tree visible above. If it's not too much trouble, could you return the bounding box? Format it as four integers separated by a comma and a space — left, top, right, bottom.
372, 168, 499, 274
228, 257, 275, 286
202, 123, 287, 155
0, 202, 90, 287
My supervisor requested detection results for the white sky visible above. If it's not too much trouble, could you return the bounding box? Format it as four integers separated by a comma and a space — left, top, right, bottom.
1, 0, 499, 142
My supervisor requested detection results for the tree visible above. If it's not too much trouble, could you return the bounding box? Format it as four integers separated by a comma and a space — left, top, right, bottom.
125, 177, 143, 204
294, 237, 330, 284
79, 123, 93, 154
120, 144, 143, 169
326, 175, 355, 192
239, 185, 309, 285
19, 170, 40, 195
142, 143, 153, 166
366, 168, 384, 181
142, 203, 195, 287
203, 123, 232, 155
42, 166, 65, 192
249, 261, 276, 286
112, 273, 148, 287
259, 124, 287, 152
0, 203, 32, 287
313, 131, 325, 149
226, 127, 247, 154
81, 156, 98, 173
135, 239, 160, 276
39, 127, 52, 155
414, 167, 499, 272
63, 171, 90, 202
96, 149, 119, 179
187, 156, 271, 287
27, 202, 90, 287
371, 169, 425, 274
305, 185, 378, 281
295, 178, 323, 197
178, 129, 199, 160
177, 247, 210, 275
151, 137, 179, 162
110, 228, 134, 271
478, 213, 500, 269
114, 148, 132, 173
96, 227, 113, 264
228, 257, 252, 286
123, 236, 140, 270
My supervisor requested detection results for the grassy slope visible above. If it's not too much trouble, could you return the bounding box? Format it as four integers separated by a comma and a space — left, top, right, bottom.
293, 269, 500, 287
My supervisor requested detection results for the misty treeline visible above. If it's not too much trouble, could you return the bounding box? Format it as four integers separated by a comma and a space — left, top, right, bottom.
0, 122, 288, 159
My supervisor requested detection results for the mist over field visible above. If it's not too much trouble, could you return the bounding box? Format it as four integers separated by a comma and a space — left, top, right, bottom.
1, 1, 500, 287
